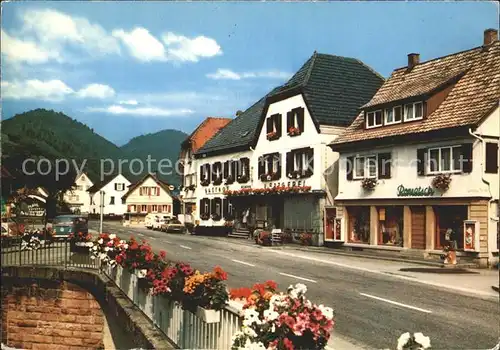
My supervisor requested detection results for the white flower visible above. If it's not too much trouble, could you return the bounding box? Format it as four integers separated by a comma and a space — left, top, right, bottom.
109, 234, 116, 240
318, 304, 334, 321
39, 240, 45, 246
242, 338, 265, 349
294, 283, 307, 295
99, 253, 108, 260
119, 239, 125, 244
104, 247, 110, 252
231, 331, 245, 343
263, 309, 279, 321
86, 242, 94, 247
242, 326, 257, 338
90, 255, 96, 260
98, 238, 104, 244
397, 332, 411, 350
123, 244, 129, 250
136, 269, 147, 278
413, 332, 431, 349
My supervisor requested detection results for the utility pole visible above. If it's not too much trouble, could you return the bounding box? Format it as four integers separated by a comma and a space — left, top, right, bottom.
99, 190, 104, 234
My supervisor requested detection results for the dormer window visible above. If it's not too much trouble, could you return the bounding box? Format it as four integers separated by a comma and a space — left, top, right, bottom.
266, 113, 282, 141
366, 110, 383, 128
384, 106, 402, 125
404, 102, 423, 121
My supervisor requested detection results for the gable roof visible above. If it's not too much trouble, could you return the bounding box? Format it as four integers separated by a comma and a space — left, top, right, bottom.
121, 173, 173, 200
87, 173, 129, 193
332, 41, 500, 149
196, 52, 384, 157
182, 117, 232, 153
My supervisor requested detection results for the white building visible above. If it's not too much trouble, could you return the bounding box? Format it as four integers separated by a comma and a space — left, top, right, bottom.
122, 173, 175, 224
63, 173, 93, 214
193, 52, 384, 240
330, 29, 499, 267
88, 174, 131, 216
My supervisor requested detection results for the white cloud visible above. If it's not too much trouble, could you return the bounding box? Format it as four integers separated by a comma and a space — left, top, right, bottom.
206, 69, 292, 80
119, 99, 139, 105
76, 84, 115, 99
112, 28, 166, 62
162, 32, 222, 62
1, 79, 74, 101
20, 8, 121, 56
87, 105, 194, 117
1, 29, 61, 64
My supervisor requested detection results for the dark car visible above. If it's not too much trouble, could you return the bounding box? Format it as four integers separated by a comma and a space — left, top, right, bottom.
161, 219, 185, 233
52, 215, 88, 240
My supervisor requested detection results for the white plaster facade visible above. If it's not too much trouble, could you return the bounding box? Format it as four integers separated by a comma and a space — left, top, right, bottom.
89, 174, 131, 216
124, 176, 174, 216
63, 173, 93, 214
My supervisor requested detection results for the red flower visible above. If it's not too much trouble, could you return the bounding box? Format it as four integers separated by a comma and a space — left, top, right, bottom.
283, 337, 294, 350
265, 280, 277, 290
159, 250, 166, 259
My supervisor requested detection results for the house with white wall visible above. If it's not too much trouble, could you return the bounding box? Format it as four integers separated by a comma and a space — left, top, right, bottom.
193, 52, 384, 240
122, 173, 175, 224
178, 117, 231, 225
329, 29, 499, 267
87, 174, 131, 216
63, 172, 93, 214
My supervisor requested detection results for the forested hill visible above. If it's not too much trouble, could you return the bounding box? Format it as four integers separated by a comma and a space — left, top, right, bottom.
1, 109, 188, 186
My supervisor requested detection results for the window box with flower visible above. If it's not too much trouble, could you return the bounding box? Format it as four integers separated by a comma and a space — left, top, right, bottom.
287, 126, 302, 137
432, 173, 452, 192
237, 174, 249, 183
224, 175, 235, 185
361, 178, 377, 191
266, 131, 279, 141
200, 213, 210, 221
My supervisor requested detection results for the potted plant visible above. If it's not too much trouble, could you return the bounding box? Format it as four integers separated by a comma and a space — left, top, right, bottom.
288, 126, 301, 136
299, 232, 313, 246
361, 178, 377, 191
266, 131, 279, 141
183, 266, 229, 323
432, 173, 452, 192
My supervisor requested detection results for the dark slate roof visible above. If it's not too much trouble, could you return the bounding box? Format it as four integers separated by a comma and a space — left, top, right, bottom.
195, 52, 384, 156
87, 173, 128, 193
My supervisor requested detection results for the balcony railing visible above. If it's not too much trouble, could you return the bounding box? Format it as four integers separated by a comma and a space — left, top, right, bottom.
0, 236, 242, 350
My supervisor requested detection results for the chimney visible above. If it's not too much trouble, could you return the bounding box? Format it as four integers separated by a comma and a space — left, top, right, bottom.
407, 53, 420, 70
483, 28, 498, 46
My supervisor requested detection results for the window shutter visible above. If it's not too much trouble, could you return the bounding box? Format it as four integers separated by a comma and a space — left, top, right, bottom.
297, 107, 305, 132
211, 199, 216, 217
286, 111, 294, 133
346, 156, 354, 180
286, 151, 294, 175
231, 160, 237, 179
258, 156, 266, 177
147, 205, 151, 213
199, 165, 204, 184
158, 205, 162, 213
267, 155, 273, 174
276, 153, 282, 179
114, 183, 118, 191
223, 161, 229, 178
266, 117, 273, 134
222, 198, 227, 219
378, 153, 392, 179
462, 143, 473, 173
241, 158, 250, 179
206, 164, 212, 182
417, 149, 426, 176
199, 199, 204, 215
485, 142, 498, 174
274, 114, 282, 138
306, 148, 314, 176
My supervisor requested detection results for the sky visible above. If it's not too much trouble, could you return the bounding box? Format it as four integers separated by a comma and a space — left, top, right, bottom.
1, 1, 498, 146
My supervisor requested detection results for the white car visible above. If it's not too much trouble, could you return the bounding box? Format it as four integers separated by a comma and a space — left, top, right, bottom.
153, 215, 170, 231
144, 214, 157, 230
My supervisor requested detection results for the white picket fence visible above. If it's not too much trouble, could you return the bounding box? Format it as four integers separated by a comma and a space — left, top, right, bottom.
103, 265, 242, 349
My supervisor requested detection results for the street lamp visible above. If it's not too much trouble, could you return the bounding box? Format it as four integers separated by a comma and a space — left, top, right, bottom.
99, 190, 105, 234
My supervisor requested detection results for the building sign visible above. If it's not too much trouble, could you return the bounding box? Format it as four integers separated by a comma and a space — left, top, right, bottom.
205, 186, 229, 195
263, 180, 306, 189
396, 185, 434, 197
18, 199, 46, 217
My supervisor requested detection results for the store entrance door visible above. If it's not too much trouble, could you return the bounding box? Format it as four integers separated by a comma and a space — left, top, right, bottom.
324, 207, 337, 241
410, 206, 426, 249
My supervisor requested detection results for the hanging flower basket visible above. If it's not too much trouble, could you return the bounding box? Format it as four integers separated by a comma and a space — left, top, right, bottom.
361, 178, 377, 191
432, 174, 451, 191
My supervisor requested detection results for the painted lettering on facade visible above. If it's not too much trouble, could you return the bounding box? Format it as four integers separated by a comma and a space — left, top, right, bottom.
205, 186, 229, 195
396, 185, 435, 197
263, 180, 306, 188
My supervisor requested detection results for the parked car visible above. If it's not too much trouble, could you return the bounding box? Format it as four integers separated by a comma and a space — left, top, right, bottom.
144, 213, 157, 229
161, 218, 185, 233
52, 215, 88, 241
152, 215, 170, 231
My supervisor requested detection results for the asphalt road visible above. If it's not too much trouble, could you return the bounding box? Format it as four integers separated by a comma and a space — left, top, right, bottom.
90, 221, 500, 349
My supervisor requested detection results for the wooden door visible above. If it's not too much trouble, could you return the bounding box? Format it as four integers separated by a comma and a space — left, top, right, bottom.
411, 206, 426, 249
324, 208, 337, 240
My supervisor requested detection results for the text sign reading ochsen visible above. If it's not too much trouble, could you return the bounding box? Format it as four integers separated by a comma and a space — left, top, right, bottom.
396, 185, 435, 197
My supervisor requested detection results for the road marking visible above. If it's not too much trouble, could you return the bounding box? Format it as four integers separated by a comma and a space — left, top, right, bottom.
279, 272, 317, 283
149, 237, 157, 240
180, 245, 192, 250
359, 292, 432, 314
231, 259, 255, 267
272, 250, 499, 300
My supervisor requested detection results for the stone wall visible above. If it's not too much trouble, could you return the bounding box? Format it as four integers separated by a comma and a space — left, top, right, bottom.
1, 278, 105, 350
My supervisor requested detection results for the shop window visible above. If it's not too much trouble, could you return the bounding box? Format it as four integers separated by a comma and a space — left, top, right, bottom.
347, 206, 370, 244
434, 206, 468, 250
378, 206, 404, 246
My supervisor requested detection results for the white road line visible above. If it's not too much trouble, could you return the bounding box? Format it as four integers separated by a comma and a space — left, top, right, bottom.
273, 250, 499, 299
231, 259, 255, 267
180, 245, 192, 250
279, 272, 317, 283
149, 237, 157, 240
359, 292, 432, 314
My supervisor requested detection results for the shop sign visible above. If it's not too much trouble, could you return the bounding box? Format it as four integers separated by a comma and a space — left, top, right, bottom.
205, 186, 229, 195
396, 185, 434, 197
263, 180, 306, 189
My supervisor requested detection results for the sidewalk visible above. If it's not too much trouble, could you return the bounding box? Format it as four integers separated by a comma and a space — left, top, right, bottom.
220, 236, 499, 300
